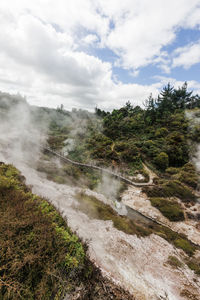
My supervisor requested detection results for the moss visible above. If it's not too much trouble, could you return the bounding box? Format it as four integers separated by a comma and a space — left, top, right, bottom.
167, 255, 183, 268
156, 226, 196, 256
144, 180, 196, 202
174, 238, 195, 256
166, 167, 180, 175
52, 175, 66, 184
0, 163, 85, 300
187, 260, 200, 275
76, 192, 151, 237
149, 197, 184, 221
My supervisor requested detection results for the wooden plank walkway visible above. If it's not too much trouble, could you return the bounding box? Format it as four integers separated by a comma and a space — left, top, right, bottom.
43, 146, 154, 187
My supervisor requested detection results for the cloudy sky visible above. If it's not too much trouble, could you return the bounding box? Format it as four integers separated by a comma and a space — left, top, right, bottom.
0, 0, 200, 111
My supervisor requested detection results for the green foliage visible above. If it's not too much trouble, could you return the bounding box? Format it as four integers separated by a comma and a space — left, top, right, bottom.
156, 226, 196, 256
155, 127, 168, 137
120, 142, 140, 163
167, 255, 183, 268
76, 192, 151, 237
167, 163, 198, 188
187, 259, 200, 275
142, 140, 159, 158
150, 197, 184, 221
154, 152, 169, 170
0, 163, 85, 300
166, 167, 179, 175
144, 180, 196, 202
174, 238, 195, 256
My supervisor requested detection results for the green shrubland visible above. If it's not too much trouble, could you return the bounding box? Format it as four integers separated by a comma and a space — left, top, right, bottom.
0, 163, 135, 300
167, 255, 184, 268
143, 180, 196, 202
0, 163, 85, 299
149, 197, 184, 221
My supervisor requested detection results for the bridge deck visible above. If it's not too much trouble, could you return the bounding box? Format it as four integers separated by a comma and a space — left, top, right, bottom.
43, 146, 154, 187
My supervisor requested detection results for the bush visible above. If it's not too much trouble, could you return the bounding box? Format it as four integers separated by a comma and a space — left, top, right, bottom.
0, 163, 85, 299
174, 171, 198, 189
166, 167, 179, 175
167, 255, 183, 268
174, 238, 195, 256
150, 197, 184, 221
154, 152, 169, 170
120, 142, 140, 163
187, 260, 200, 275
142, 140, 159, 158
155, 127, 168, 137
144, 180, 196, 202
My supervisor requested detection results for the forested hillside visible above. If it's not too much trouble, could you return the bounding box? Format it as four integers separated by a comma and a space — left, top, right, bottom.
1, 84, 200, 300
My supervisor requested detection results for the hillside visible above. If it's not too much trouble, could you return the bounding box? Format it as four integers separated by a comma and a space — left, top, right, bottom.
0, 162, 134, 300
0, 86, 200, 299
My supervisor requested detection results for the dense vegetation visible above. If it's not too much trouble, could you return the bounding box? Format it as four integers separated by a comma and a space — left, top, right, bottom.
0, 86, 200, 299
0, 163, 134, 300
95, 83, 200, 170
44, 83, 200, 222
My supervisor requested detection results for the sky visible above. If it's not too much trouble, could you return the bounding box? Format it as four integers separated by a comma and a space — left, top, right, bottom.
0, 0, 200, 111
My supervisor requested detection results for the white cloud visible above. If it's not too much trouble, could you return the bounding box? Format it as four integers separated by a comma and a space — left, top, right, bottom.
154, 75, 200, 95
99, 0, 200, 70
82, 34, 99, 46
172, 40, 200, 69
0, 0, 200, 110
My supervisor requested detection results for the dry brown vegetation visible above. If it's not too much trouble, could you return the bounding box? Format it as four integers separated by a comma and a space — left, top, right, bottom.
0, 162, 135, 300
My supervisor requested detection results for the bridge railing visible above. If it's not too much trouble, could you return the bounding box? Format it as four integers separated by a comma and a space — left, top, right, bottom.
43, 146, 154, 187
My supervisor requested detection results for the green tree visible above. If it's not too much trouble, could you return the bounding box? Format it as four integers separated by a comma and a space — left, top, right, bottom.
154, 152, 169, 170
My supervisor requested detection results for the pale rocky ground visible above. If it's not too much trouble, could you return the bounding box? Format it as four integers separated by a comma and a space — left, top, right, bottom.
122, 183, 200, 246
125, 164, 200, 246
1, 152, 200, 300
1, 97, 200, 299
0, 128, 200, 300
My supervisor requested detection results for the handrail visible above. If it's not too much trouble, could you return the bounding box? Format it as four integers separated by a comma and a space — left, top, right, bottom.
43, 146, 154, 187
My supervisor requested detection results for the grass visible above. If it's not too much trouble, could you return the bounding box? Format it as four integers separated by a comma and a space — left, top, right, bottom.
76, 192, 198, 258
143, 179, 196, 202
167, 255, 183, 268
155, 226, 196, 257
174, 238, 195, 256
149, 197, 184, 221
187, 259, 200, 275
0, 163, 85, 299
76, 192, 151, 237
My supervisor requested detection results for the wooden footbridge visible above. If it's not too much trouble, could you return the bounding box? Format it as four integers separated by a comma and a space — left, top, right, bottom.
43, 146, 154, 187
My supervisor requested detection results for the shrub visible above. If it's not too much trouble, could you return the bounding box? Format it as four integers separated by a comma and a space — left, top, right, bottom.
187, 260, 200, 275
154, 152, 169, 170
155, 127, 168, 137
167, 255, 183, 268
174, 238, 195, 256
144, 180, 196, 202
150, 197, 184, 221
174, 171, 198, 189
0, 163, 85, 299
142, 140, 159, 158
120, 142, 140, 163
166, 167, 179, 175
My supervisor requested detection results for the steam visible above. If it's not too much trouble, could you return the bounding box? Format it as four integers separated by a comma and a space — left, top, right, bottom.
0, 92, 47, 168
0, 92, 199, 299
